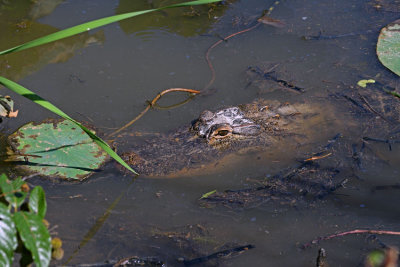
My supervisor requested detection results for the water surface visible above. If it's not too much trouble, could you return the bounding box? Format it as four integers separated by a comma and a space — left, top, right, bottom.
1, 0, 400, 266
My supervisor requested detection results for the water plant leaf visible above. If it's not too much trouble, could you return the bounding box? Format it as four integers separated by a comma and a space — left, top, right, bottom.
357, 79, 375, 88
200, 190, 217, 199
0, 0, 221, 55
29, 186, 46, 219
0, 76, 137, 175
13, 211, 51, 267
0, 203, 17, 266
8, 119, 108, 180
377, 19, 400, 76
0, 175, 26, 210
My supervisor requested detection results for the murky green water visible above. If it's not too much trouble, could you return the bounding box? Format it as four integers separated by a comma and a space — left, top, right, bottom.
1, 0, 400, 266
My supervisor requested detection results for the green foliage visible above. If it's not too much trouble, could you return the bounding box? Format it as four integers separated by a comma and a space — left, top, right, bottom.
0, 175, 26, 210
8, 119, 109, 180
0, 174, 51, 266
377, 19, 400, 76
13, 212, 51, 267
0, 203, 17, 266
29, 187, 46, 219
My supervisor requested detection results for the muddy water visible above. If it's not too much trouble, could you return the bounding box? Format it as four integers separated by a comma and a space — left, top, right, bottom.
1, 0, 400, 266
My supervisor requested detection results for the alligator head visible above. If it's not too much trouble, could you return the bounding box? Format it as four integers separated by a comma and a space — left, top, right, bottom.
120, 99, 331, 177
192, 107, 261, 144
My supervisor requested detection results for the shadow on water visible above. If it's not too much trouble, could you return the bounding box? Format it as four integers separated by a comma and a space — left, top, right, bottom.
1, 0, 400, 266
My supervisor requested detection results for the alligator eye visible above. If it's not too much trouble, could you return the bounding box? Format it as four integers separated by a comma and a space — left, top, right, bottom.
208, 125, 233, 140
216, 129, 230, 136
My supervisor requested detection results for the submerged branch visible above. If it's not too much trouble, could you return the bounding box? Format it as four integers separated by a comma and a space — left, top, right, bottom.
183, 244, 255, 265
303, 229, 400, 249
302, 30, 373, 40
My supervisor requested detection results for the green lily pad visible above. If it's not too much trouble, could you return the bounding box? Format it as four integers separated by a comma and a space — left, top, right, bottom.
8, 119, 108, 180
377, 19, 400, 76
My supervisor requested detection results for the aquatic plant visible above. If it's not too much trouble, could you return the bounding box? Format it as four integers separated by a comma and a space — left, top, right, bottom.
377, 19, 400, 77
0, 173, 51, 266
0, 0, 221, 177
8, 119, 108, 180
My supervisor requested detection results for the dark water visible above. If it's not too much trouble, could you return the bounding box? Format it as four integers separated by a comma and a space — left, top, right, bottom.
1, 0, 400, 266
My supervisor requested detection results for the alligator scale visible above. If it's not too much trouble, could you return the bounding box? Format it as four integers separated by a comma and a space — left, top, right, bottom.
119, 99, 333, 177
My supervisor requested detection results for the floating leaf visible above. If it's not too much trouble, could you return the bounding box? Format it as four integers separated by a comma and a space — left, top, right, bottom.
0, 203, 17, 266
13, 211, 51, 267
357, 79, 375, 88
377, 19, 400, 76
29, 186, 46, 219
0, 175, 26, 210
8, 119, 108, 180
200, 190, 217, 199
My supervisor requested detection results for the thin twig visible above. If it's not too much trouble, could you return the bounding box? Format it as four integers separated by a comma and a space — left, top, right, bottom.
358, 92, 393, 124
183, 244, 255, 265
303, 229, 400, 248
204, 22, 261, 90
108, 88, 200, 137
304, 152, 332, 162
204, 1, 282, 90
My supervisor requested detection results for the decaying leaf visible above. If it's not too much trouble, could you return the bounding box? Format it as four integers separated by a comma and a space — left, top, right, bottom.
257, 15, 285, 28
0, 95, 18, 120
7, 119, 108, 180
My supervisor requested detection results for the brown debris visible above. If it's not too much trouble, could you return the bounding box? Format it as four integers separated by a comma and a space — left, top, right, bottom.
257, 15, 286, 28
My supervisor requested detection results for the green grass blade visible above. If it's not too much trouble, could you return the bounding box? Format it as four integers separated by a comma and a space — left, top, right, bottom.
0, 0, 221, 55
384, 89, 400, 99
0, 76, 138, 175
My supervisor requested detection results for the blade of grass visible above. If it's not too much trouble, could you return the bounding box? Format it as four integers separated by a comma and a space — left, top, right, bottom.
384, 89, 400, 99
0, 76, 137, 175
0, 0, 221, 55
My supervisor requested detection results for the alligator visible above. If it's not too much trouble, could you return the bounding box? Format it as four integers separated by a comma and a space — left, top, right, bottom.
118, 98, 337, 178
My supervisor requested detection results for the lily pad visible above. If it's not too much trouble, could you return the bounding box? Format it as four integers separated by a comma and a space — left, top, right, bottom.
377, 19, 400, 76
8, 119, 108, 180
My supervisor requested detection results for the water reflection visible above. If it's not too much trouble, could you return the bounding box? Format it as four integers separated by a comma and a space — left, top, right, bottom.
0, 0, 104, 81
29, 0, 64, 20
116, 0, 234, 38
